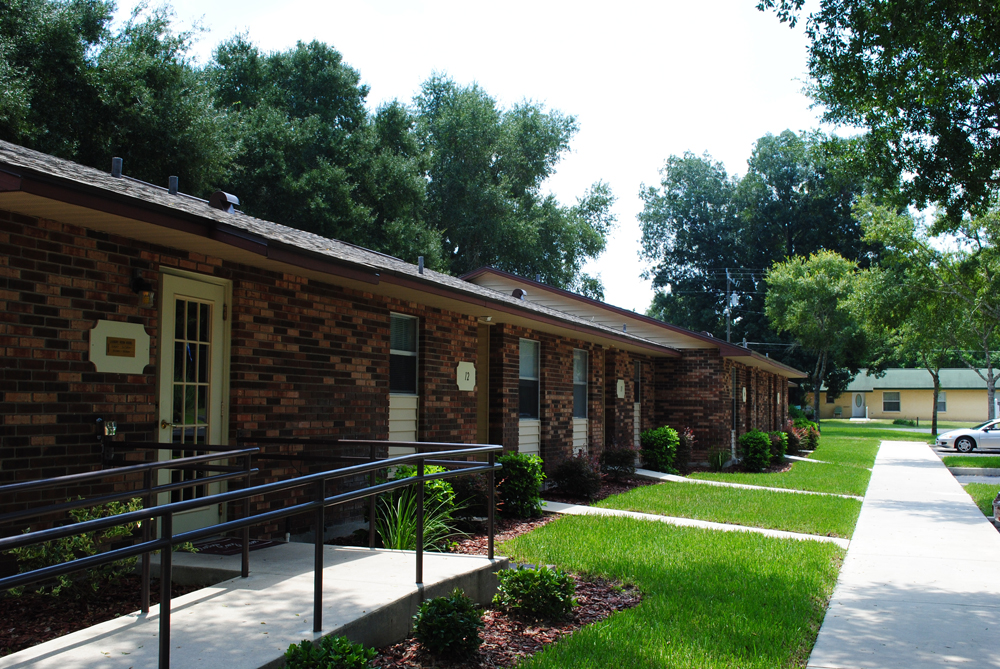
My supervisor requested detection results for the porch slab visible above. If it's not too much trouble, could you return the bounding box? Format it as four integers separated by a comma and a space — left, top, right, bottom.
0, 543, 507, 669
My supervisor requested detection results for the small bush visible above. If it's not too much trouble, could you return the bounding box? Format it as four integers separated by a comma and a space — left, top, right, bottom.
493, 565, 576, 621
497, 453, 545, 518
551, 450, 602, 499
789, 405, 806, 420
413, 588, 483, 659
892, 418, 916, 426
391, 464, 456, 513
376, 486, 462, 551
600, 441, 636, 480
793, 417, 818, 430
675, 427, 695, 474
803, 425, 820, 450
707, 447, 730, 472
767, 431, 787, 465
784, 419, 803, 455
639, 426, 679, 474
450, 472, 499, 520
284, 635, 376, 669
6, 497, 143, 597
739, 430, 772, 473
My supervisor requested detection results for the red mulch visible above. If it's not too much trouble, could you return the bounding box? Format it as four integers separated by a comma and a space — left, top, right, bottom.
541, 474, 658, 505
0, 576, 200, 657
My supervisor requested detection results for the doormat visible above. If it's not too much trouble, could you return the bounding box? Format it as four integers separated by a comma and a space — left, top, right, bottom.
192, 537, 281, 556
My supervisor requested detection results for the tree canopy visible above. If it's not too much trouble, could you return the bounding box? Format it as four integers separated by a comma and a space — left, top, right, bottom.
758, 0, 1000, 219
0, 2, 613, 294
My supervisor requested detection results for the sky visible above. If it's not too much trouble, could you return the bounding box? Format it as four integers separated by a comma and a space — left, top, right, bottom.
114, 0, 826, 313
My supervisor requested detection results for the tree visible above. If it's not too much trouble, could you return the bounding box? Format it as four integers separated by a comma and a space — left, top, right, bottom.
415, 75, 615, 291
765, 250, 864, 424
857, 199, 1000, 420
0, 0, 229, 195
758, 0, 1000, 219
639, 131, 874, 366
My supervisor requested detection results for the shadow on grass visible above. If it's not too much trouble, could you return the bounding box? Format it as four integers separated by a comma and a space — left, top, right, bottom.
502, 514, 842, 669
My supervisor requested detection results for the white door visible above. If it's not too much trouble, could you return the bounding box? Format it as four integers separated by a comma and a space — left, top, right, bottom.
158, 273, 229, 535
852, 393, 866, 418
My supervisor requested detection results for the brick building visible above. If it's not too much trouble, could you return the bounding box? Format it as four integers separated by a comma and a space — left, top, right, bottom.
0, 140, 804, 535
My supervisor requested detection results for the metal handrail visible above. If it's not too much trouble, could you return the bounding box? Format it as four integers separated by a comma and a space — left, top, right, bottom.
0, 441, 502, 669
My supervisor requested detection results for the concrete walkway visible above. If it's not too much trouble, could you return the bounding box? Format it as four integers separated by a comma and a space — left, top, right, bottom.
635, 468, 864, 501
541, 500, 850, 548
0, 544, 505, 669
807, 440, 1000, 669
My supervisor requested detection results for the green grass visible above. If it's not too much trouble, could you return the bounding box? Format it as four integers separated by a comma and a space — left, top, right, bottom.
594, 482, 860, 538
501, 515, 843, 668
942, 456, 1000, 468
962, 483, 1000, 516
690, 423, 930, 496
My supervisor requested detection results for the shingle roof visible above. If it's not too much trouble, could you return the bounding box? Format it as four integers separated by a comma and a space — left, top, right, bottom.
0, 140, 681, 354
837, 368, 992, 392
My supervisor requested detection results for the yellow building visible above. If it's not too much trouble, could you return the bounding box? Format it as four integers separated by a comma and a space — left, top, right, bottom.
810, 369, 996, 422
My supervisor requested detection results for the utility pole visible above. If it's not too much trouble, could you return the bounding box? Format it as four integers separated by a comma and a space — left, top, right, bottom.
726, 269, 733, 342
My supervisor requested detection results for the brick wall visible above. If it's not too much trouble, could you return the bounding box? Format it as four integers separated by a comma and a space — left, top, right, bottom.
603, 349, 634, 448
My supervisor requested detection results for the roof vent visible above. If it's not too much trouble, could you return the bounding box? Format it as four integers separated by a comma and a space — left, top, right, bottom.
168, 176, 178, 195
512, 288, 527, 300
209, 191, 240, 213
111, 157, 122, 178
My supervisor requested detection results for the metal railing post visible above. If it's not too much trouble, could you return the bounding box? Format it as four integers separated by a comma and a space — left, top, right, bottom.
488, 451, 495, 560
159, 512, 172, 669
313, 479, 325, 633
416, 455, 424, 587
242, 453, 251, 578
141, 469, 152, 613
368, 443, 376, 549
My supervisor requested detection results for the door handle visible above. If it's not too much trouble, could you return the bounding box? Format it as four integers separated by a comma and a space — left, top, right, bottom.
160, 419, 179, 429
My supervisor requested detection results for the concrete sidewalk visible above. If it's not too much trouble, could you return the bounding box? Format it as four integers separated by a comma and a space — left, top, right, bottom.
808, 440, 1000, 669
0, 544, 505, 669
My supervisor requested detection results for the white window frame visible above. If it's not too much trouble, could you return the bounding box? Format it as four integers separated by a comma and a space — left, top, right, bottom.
936, 391, 947, 413
573, 349, 588, 419
519, 338, 540, 419
389, 313, 418, 395
882, 391, 901, 413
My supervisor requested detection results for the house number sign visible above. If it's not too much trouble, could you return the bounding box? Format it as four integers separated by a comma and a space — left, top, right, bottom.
456, 361, 476, 391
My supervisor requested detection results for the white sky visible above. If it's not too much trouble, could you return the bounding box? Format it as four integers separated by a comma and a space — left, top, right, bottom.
115, 0, 826, 313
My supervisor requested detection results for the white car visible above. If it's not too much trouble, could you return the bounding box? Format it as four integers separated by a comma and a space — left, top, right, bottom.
936, 420, 1000, 452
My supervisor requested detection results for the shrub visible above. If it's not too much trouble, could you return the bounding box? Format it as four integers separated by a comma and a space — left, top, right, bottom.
493, 565, 576, 621
675, 427, 695, 474
892, 418, 916, 426
376, 486, 462, 551
739, 430, 772, 473
6, 497, 143, 597
413, 588, 483, 659
789, 405, 806, 420
767, 431, 787, 465
600, 441, 636, 480
793, 417, 818, 430
784, 419, 803, 455
497, 453, 545, 518
639, 425, 679, 474
551, 450, 602, 499
803, 425, 820, 450
450, 472, 499, 520
391, 464, 456, 513
284, 635, 376, 669
707, 447, 730, 472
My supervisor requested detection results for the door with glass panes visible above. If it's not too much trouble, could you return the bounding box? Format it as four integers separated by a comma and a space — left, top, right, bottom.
158, 273, 229, 534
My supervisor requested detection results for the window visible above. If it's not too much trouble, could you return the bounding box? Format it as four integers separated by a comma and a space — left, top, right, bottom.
826, 392, 836, 404
634, 360, 641, 404
390, 314, 417, 394
937, 391, 947, 413
519, 339, 540, 418
883, 391, 901, 412
573, 349, 588, 418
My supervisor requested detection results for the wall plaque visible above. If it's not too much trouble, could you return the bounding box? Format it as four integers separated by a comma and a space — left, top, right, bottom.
456, 361, 476, 391
106, 337, 136, 357
616, 379, 626, 399
90, 320, 150, 374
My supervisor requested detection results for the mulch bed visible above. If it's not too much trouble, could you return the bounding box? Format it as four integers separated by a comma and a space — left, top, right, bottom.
0, 576, 200, 657
541, 474, 658, 505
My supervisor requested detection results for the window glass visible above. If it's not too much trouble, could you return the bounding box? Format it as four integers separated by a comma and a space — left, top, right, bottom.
519, 339, 539, 418
573, 349, 588, 418
936, 391, 947, 412
390, 314, 418, 394
883, 391, 900, 412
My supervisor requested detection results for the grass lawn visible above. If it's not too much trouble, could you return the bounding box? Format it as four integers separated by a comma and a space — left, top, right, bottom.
963, 483, 1000, 516
689, 423, 929, 496
502, 515, 843, 668
942, 456, 1000, 468
593, 481, 861, 538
